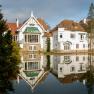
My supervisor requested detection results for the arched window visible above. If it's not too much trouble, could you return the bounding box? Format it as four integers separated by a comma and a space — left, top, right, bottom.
63, 41, 72, 50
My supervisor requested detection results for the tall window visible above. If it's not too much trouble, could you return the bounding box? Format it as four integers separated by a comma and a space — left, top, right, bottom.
25, 35, 27, 42
25, 62, 27, 70
60, 33, 62, 38
60, 67, 62, 72
34, 46, 37, 50
76, 44, 79, 48
70, 66, 75, 72
80, 34, 83, 40
83, 44, 85, 48
76, 56, 79, 61
83, 56, 85, 61
24, 34, 39, 43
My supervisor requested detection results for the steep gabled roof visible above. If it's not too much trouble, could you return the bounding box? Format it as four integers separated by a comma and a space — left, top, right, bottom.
50, 20, 85, 32
7, 17, 49, 35
18, 16, 47, 33
7, 23, 22, 35
37, 18, 50, 31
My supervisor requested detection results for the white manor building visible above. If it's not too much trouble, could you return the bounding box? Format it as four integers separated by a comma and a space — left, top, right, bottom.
50, 20, 88, 52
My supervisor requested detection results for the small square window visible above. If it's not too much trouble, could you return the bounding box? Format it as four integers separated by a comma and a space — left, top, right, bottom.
70, 34, 75, 38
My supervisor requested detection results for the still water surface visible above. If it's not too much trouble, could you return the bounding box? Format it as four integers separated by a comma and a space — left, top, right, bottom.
10, 73, 88, 94
1, 54, 94, 94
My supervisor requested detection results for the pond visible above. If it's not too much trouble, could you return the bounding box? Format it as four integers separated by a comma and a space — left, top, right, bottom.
1, 54, 94, 94
9, 73, 88, 94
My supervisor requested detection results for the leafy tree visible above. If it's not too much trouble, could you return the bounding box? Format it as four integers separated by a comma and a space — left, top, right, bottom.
0, 5, 20, 93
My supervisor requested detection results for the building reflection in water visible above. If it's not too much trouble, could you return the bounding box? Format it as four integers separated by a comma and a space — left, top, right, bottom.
19, 54, 94, 90
1, 54, 94, 94
51, 54, 94, 94
51, 55, 88, 78
19, 53, 48, 90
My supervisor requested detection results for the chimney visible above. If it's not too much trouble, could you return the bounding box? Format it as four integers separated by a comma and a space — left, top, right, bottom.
83, 18, 87, 24
30, 11, 34, 17
16, 18, 19, 28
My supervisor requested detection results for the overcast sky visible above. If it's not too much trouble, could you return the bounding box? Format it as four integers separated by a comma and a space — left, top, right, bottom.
0, 0, 94, 27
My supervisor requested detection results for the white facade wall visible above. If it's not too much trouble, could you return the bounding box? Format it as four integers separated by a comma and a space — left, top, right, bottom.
51, 28, 88, 51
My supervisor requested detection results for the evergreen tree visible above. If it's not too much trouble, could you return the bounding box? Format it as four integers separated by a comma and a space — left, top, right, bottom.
46, 37, 50, 52
81, 5, 94, 94
87, 3, 94, 20
80, 3, 94, 33
0, 5, 20, 93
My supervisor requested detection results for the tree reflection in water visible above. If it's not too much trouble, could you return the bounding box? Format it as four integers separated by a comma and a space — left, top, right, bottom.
85, 66, 94, 94
0, 78, 14, 94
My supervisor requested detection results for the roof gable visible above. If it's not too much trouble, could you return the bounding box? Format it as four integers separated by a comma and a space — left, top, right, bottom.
18, 15, 46, 33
